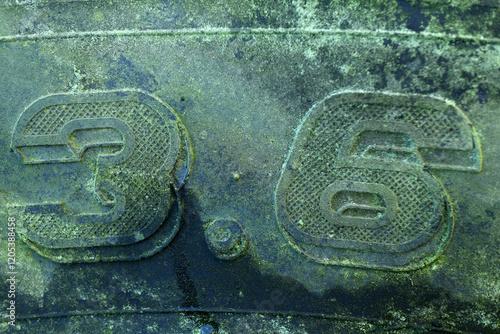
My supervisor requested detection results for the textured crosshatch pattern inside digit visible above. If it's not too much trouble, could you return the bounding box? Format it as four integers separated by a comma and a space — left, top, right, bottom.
22, 175, 164, 239
20, 100, 175, 240
284, 102, 452, 245
304, 103, 465, 159
286, 168, 437, 244
23, 101, 172, 170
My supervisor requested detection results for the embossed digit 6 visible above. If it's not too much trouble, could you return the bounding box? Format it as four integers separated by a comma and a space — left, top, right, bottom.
275, 92, 481, 270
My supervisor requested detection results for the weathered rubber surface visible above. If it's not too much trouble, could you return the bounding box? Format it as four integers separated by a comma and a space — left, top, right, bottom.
0, 1, 499, 333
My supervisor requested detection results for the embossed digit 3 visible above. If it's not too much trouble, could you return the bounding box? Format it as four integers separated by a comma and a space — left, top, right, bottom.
8, 90, 191, 262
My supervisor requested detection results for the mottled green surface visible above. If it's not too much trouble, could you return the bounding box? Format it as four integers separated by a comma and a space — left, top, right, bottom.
0, 0, 499, 333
